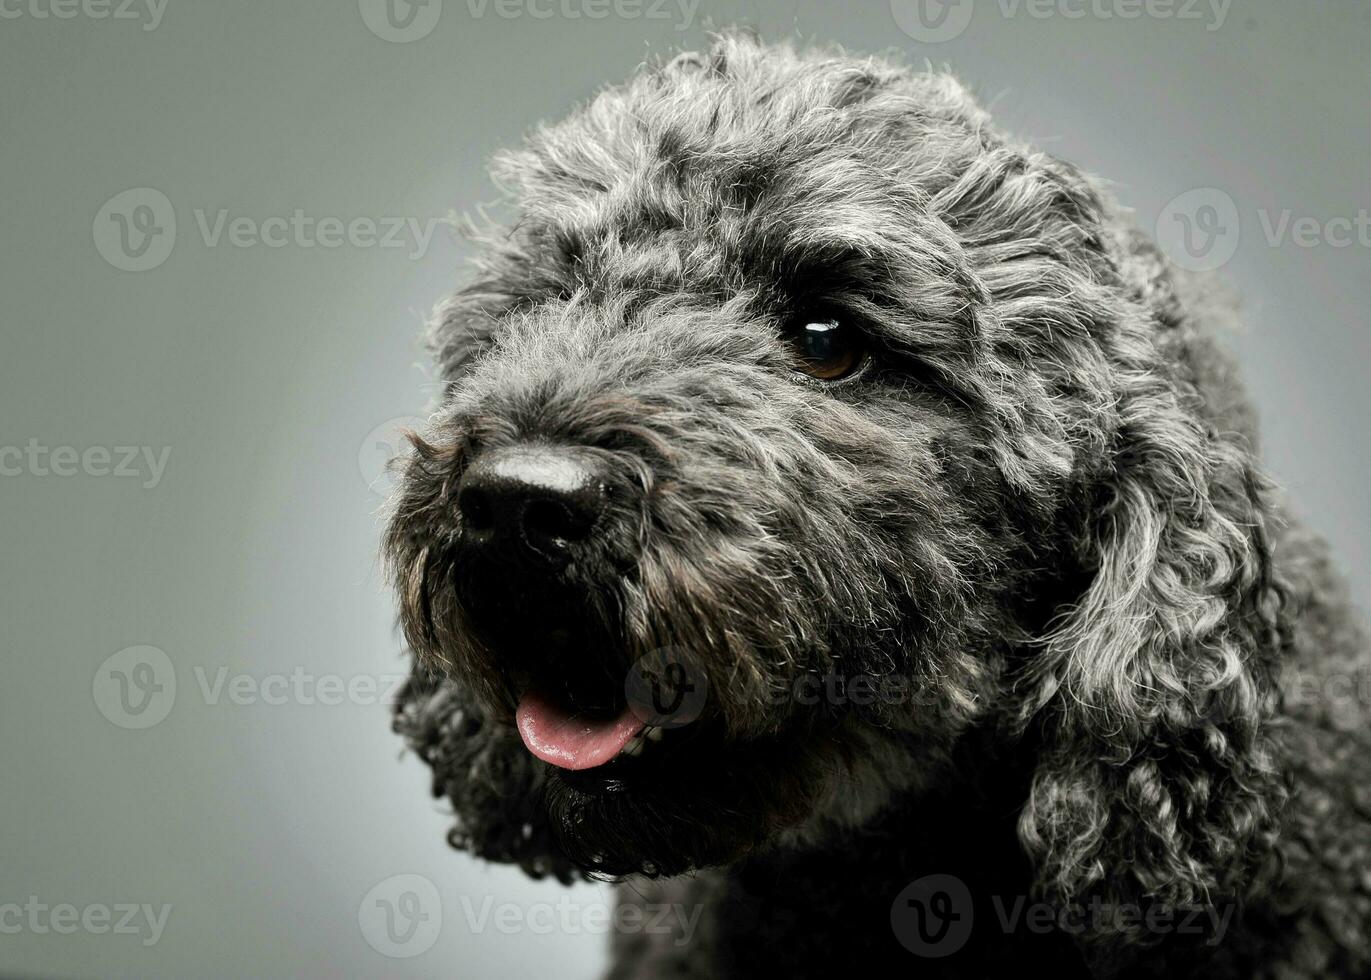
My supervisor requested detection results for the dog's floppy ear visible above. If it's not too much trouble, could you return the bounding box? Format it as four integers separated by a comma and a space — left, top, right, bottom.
1014, 317, 1290, 947
393, 657, 582, 884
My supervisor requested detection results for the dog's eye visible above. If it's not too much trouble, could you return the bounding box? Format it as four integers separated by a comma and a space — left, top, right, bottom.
785, 317, 865, 381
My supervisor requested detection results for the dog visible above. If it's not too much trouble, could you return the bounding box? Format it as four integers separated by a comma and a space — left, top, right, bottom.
383, 34, 1371, 978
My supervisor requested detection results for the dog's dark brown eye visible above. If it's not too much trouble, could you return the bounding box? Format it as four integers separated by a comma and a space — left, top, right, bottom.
786, 318, 865, 381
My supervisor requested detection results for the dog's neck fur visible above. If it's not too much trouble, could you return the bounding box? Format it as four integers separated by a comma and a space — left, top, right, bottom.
611, 730, 1095, 978
720, 735, 1059, 974
614, 723, 1240, 979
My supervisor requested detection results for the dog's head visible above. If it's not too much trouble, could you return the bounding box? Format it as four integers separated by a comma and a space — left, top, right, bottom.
386, 35, 1287, 939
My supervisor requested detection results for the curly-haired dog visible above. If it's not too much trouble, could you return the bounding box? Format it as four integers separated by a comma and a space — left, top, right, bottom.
384, 35, 1371, 978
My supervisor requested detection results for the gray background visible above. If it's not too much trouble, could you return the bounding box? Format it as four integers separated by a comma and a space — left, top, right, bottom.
1, 0, 1367, 977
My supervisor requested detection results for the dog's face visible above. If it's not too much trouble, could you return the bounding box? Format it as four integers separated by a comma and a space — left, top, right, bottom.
387, 37, 1280, 903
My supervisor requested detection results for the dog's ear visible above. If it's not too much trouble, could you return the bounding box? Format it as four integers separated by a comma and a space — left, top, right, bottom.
393, 657, 582, 884
1014, 322, 1290, 947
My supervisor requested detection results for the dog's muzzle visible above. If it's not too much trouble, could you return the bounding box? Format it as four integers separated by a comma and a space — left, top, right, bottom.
450, 442, 652, 771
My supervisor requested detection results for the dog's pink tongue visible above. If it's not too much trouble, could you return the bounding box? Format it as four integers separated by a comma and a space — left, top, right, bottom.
515, 689, 645, 770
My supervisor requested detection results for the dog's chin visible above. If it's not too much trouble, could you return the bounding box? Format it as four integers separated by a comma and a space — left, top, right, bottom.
534, 724, 835, 878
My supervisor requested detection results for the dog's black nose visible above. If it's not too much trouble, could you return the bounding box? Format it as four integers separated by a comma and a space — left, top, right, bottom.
457, 446, 606, 567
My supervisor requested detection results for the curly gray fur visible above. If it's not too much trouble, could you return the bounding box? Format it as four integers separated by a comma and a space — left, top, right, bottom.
384, 33, 1371, 978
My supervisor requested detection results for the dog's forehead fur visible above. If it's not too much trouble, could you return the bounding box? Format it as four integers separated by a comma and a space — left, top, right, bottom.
495, 43, 984, 253
436, 37, 1125, 508
463, 41, 1043, 326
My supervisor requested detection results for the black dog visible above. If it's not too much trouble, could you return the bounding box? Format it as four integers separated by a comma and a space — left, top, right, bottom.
385, 35, 1371, 978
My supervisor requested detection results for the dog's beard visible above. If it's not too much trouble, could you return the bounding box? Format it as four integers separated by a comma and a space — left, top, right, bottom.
391, 492, 1000, 877
538, 729, 832, 877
